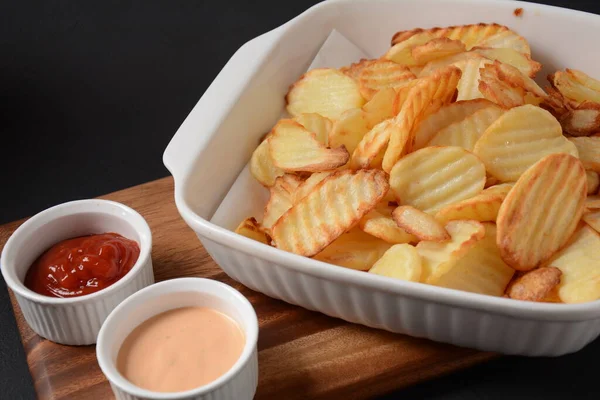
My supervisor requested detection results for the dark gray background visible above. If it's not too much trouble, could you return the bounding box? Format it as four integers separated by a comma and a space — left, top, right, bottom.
1, 1, 599, 399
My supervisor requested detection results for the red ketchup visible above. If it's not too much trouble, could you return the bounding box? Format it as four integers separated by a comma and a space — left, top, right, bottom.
24, 233, 140, 298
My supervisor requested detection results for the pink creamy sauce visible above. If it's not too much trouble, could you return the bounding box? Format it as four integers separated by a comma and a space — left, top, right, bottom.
117, 306, 245, 393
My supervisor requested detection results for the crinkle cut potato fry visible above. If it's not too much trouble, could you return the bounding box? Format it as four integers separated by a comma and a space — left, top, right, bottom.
286, 68, 365, 120
234, 217, 271, 245
383, 65, 462, 172
411, 38, 466, 65
389, 146, 486, 214
391, 23, 530, 54
357, 60, 416, 100
250, 139, 284, 187
472, 47, 541, 78
497, 153, 587, 271
369, 244, 422, 282
313, 228, 391, 271
272, 169, 389, 256
359, 205, 417, 244
294, 113, 333, 146
452, 58, 491, 101
392, 205, 449, 242
474, 105, 578, 182
550, 69, 600, 104
429, 223, 514, 297
268, 119, 349, 172
412, 99, 495, 150
506, 267, 562, 302
263, 174, 303, 231
416, 220, 485, 282
435, 183, 512, 224
544, 225, 600, 303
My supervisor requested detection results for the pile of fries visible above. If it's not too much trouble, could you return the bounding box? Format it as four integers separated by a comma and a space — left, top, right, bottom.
236, 23, 600, 304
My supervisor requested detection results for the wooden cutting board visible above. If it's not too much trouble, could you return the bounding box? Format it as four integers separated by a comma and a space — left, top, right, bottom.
0, 177, 495, 399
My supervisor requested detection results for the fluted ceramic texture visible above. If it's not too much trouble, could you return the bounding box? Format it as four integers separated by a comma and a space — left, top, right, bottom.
200, 238, 600, 356
15, 260, 154, 345
111, 348, 258, 400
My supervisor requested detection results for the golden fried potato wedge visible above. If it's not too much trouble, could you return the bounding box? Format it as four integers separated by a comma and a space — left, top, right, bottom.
369, 244, 422, 281
362, 87, 397, 126
569, 136, 600, 172
472, 47, 541, 78
392, 205, 450, 241
473, 105, 578, 182
416, 220, 485, 282
294, 113, 333, 145
505, 267, 561, 301
293, 171, 334, 204
329, 108, 371, 155
435, 183, 513, 224
359, 205, 417, 244
269, 120, 349, 172
411, 38, 466, 65
429, 223, 514, 296
357, 60, 416, 100
313, 228, 391, 271
428, 105, 505, 151
234, 217, 271, 245
497, 153, 587, 270
272, 169, 389, 256
250, 139, 284, 186
390, 146, 486, 214
263, 174, 303, 231
550, 69, 600, 103
587, 171, 600, 195
452, 58, 492, 101
383, 65, 462, 172
340, 58, 373, 81
391, 24, 529, 54
545, 225, 600, 303
385, 32, 436, 66
286, 68, 365, 120
412, 99, 495, 150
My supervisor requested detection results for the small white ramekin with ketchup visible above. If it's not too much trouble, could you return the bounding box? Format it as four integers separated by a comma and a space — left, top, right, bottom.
96, 278, 259, 400
0, 199, 154, 345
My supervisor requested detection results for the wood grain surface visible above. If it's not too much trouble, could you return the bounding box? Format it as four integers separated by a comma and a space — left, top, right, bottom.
0, 177, 495, 399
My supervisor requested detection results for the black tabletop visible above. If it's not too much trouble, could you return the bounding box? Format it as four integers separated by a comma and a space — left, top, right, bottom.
1, 1, 600, 399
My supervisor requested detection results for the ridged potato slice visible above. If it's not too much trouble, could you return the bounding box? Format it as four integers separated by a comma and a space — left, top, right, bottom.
411, 38, 466, 65
472, 47, 541, 78
263, 174, 303, 231
272, 169, 389, 256
416, 220, 485, 282
497, 153, 587, 270
419, 52, 485, 78
286, 68, 365, 120
412, 99, 495, 150
294, 113, 333, 146
587, 171, 600, 194
340, 58, 373, 80
392, 205, 450, 242
569, 136, 600, 172
250, 139, 284, 186
369, 244, 422, 281
435, 183, 513, 224
362, 87, 397, 126
269, 120, 349, 172
429, 223, 514, 296
359, 205, 417, 244
545, 225, 600, 303
473, 105, 578, 182
390, 146, 486, 214
313, 228, 391, 271
428, 105, 505, 151
550, 69, 600, 103
385, 32, 436, 66
452, 58, 492, 101
505, 267, 561, 301
350, 119, 402, 170
329, 108, 371, 155
234, 217, 271, 245
293, 171, 334, 204
357, 60, 416, 100
383, 65, 462, 172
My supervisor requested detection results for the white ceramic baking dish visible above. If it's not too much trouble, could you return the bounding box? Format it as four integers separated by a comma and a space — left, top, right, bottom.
163, 0, 600, 356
